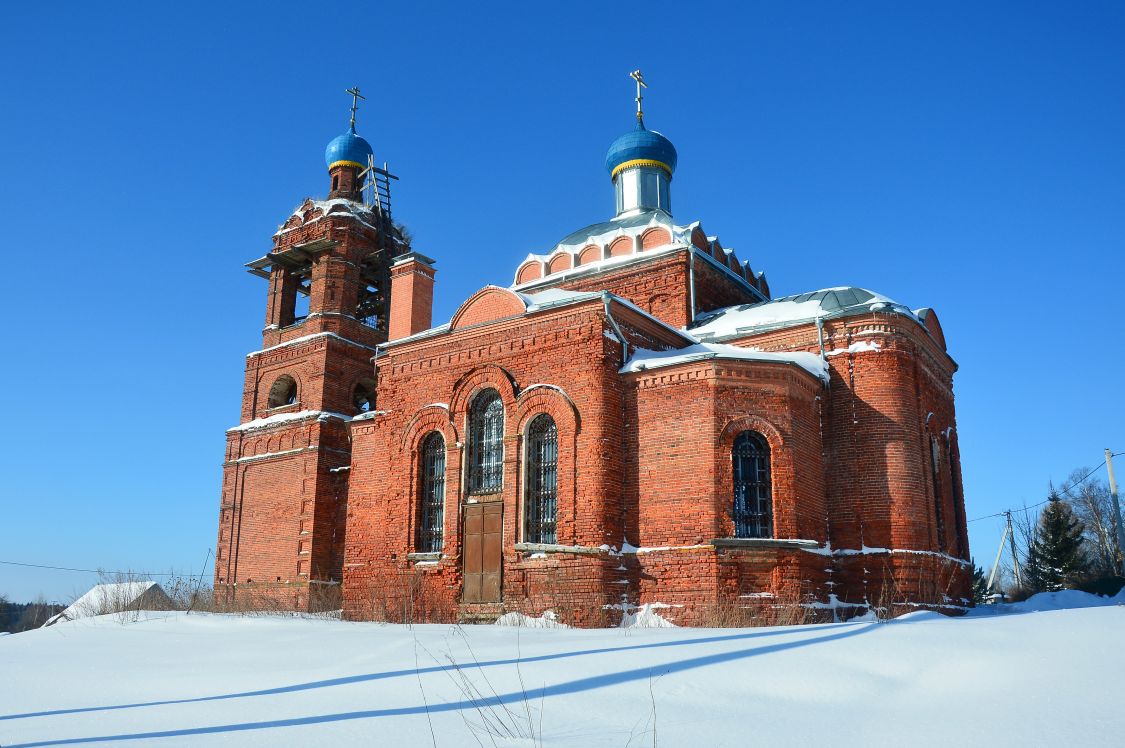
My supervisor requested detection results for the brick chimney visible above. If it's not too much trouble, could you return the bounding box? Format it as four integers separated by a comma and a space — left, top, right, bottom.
388, 252, 436, 341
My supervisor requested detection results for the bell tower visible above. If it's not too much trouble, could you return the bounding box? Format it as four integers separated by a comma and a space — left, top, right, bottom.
214, 88, 409, 609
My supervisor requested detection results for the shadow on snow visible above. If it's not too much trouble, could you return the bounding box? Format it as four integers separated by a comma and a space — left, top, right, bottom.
5, 623, 874, 747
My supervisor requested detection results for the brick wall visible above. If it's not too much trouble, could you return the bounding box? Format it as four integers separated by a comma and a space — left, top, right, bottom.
225, 189, 971, 621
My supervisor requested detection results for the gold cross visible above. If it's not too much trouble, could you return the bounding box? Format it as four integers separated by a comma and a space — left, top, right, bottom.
346, 86, 365, 129
630, 70, 647, 124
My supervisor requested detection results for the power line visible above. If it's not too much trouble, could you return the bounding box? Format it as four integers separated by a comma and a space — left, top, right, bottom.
0, 559, 209, 579
967, 458, 1114, 523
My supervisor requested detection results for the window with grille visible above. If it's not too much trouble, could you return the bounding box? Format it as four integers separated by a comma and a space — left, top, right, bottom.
732, 431, 772, 538
418, 432, 446, 552
524, 414, 558, 544
468, 390, 504, 494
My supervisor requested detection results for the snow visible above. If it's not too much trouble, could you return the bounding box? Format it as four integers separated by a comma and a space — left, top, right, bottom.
510, 212, 761, 299
518, 288, 602, 310
2, 594, 1124, 746
691, 287, 918, 340
45, 582, 164, 625
227, 410, 351, 433
494, 611, 569, 629
248, 331, 378, 358
615, 603, 677, 629
274, 199, 380, 237
969, 589, 1125, 615
799, 542, 971, 568
514, 240, 685, 289
824, 340, 881, 357
622, 342, 829, 383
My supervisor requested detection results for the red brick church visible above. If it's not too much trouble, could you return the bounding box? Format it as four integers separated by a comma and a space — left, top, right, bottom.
215, 81, 972, 624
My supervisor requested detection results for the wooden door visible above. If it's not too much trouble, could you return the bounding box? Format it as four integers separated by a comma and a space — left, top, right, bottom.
463, 502, 503, 603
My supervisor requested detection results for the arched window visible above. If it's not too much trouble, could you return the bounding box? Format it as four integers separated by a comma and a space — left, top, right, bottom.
947, 435, 967, 558
930, 435, 946, 549
418, 432, 446, 553
352, 378, 376, 413
468, 389, 504, 494
267, 375, 297, 408
524, 414, 558, 544
732, 431, 772, 538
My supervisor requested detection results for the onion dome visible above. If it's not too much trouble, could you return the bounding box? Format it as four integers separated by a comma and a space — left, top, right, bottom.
605, 123, 678, 180
324, 124, 374, 170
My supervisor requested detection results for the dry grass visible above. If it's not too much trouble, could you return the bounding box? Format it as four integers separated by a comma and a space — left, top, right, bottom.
697, 585, 812, 628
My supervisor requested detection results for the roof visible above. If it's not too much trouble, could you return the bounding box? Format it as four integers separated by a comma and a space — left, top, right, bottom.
45, 582, 167, 625
551, 208, 677, 250
622, 342, 829, 383
384, 286, 688, 348
690, 287, 920, 340
512, 209, 767, 302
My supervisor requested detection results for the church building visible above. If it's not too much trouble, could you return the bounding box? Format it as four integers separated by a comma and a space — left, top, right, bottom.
215, 79, 972, 625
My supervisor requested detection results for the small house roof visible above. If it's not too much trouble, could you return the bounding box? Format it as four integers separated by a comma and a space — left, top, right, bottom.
45, 581, 166, 625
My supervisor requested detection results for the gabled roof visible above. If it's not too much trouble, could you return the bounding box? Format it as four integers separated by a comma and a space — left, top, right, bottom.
44, 582, 169, 626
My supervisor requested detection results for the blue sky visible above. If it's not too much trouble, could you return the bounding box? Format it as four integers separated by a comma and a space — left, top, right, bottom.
1, 1, 1121, 603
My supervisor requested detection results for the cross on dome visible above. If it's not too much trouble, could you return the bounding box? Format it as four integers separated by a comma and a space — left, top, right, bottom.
345, 86, 365, 130
630, 70, 647, 126
325, 87, 375, 173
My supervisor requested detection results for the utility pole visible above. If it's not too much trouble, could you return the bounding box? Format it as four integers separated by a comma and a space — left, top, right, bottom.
1106, 448, 1125, 577
986, 521, 1010, 595
1006, 511, 1023, 590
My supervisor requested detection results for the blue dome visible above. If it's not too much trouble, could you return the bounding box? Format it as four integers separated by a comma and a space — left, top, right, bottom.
325, 125, 374, 170
605, 124, 678, 180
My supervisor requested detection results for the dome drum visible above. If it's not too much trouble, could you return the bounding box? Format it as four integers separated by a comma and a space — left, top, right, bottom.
606, 125, 678, 217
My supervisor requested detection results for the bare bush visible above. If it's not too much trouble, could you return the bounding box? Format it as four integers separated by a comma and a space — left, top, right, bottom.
866, 558, 966, 620
697, 584, 812, 628
352, 570, 457, 624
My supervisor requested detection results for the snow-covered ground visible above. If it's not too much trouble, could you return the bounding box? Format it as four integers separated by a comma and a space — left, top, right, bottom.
2, 592, 1122, 747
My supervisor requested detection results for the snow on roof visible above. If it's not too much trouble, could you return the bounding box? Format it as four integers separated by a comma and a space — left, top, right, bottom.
621, 342, 828, 382
228, 409, 352, 433
248, 331, 378, 358
274, 198, 379, 237
690, 287, 919, 341
387, 288, 653, 348
517, 288, 603, 310
48, 582, 165, 624
542, 209, 689, 257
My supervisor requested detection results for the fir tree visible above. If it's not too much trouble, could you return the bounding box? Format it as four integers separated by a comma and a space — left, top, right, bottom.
1023, 491, 1088, 592
971, 562, 990, 604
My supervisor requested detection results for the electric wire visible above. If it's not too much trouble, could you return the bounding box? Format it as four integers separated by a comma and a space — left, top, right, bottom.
967, 454, 1122, 523
0, 559, 207, 578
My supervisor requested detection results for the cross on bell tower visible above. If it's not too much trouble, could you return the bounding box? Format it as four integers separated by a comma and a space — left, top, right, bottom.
346, 86, 365, 129
325, 87, 373, 200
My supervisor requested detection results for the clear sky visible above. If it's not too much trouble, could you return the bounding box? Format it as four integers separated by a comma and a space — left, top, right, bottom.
1, 1, 1122, 603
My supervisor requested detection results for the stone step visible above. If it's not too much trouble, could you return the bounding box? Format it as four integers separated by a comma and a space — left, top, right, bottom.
458, 603, 505, 624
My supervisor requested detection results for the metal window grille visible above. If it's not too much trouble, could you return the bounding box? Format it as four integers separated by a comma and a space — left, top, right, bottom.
732, 431, 772, 538
418, 432, 446, 552
468, 390, 504, 494
524, 415, 558, 544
